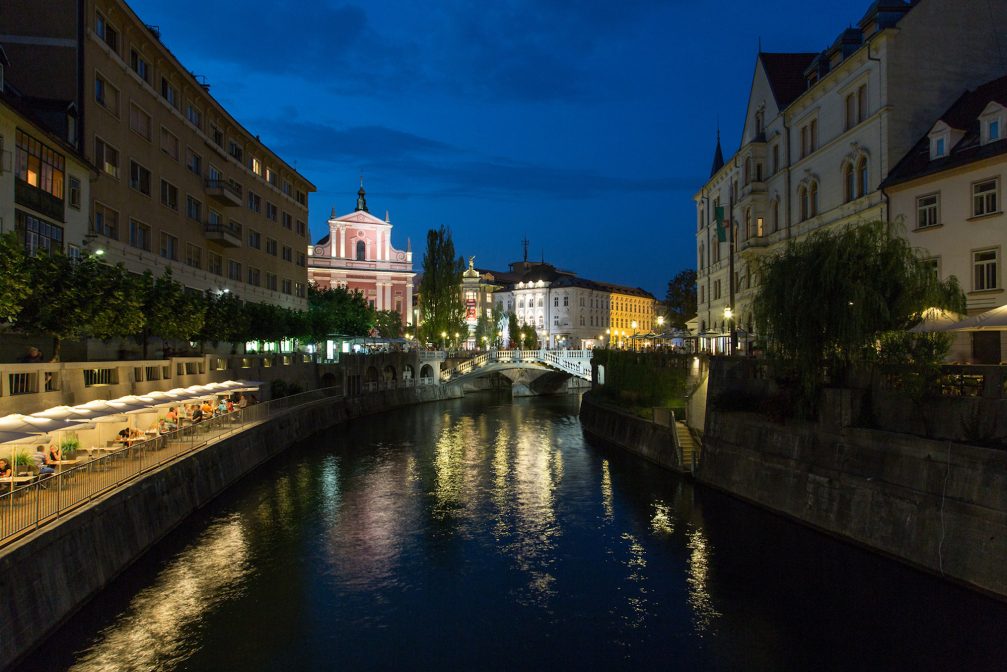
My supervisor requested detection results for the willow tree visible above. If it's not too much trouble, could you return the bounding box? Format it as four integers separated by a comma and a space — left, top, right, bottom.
752, 219, 964, 414
418, 226, 465, 345
0, 233, 30, 323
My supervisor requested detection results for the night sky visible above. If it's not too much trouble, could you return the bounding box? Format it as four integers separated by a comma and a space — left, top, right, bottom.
129, 0, 863, 297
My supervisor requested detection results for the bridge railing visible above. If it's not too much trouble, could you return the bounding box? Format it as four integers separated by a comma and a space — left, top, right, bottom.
441, 350, 592, 381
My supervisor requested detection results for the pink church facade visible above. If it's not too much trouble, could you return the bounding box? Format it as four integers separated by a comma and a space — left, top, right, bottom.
307, 186, 415, 327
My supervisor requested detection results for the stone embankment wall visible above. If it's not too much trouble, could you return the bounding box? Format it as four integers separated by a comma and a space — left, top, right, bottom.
579, 393, 685, 473
698, 411, 1007, 598
0, 383, 462, 670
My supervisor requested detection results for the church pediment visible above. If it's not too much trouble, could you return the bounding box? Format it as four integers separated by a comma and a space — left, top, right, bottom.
332, 210, 387, 226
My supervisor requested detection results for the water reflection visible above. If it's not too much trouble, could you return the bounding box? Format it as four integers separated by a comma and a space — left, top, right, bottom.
686, 527, 721, 635
601, 459, 614, 521
68, 515, 250, 672
650, 501, 675, 536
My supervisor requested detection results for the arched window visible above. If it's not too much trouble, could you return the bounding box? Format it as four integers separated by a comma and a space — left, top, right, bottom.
699, 242, 705, 270
745, 207, 753, 239
799, 185, 809, 221
356, 240, 366, 260
857, 157, 869, 197
844, 162, 855, 202
772, 200, 780, 233
809, 181, 819, 217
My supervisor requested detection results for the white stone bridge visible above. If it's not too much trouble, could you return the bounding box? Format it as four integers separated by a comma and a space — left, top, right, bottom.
441, 350, 593, 396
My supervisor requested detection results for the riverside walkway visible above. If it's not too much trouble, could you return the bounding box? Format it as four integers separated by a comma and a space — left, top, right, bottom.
0, 387, 344, 547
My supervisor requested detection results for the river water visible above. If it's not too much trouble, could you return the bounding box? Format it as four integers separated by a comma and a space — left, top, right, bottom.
20, 393, 1007, 671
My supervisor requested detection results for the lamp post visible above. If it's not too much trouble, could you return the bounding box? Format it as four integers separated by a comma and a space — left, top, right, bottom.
454, 332, 460, 350
497, 330, 503, 349
656, 315, 665, 350
519, 332, 525, 351
605, 328, 611, 349
724, 307, 733, 356
441, 331, 447, 350
631, 320, 638, 352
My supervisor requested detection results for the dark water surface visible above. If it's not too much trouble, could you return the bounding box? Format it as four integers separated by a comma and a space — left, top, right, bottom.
20, 393, 1007, 671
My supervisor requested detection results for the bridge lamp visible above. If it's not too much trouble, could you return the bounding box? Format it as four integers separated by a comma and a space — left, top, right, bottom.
441, 331, 447, 348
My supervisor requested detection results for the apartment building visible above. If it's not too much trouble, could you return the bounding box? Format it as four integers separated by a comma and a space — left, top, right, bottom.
0, 57, 94, 259
884, 74, 1007, 363
1, 0, 315, 309
694, 0, 1007, 349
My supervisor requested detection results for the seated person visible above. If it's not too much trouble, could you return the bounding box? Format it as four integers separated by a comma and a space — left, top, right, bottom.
48, 442, 62, 464
216, 399, 228, 415
117, 427, 131, 443
165, 407, 179, 423
191, 406, 204, 423
201, 401, 214, 418
33, 445, 55, 476
0, 458, 12, 478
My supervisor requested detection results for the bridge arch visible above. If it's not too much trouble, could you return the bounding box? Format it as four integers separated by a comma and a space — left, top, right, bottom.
420, 364, 434, 382
383, 365, 397, 381
321, 372, 337, 388
365, 366, 379, 383
403, 364, 415, 380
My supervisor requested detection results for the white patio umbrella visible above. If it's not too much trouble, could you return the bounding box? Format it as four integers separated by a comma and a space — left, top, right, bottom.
945, 304, 1007, 332
908, 307, 967, 333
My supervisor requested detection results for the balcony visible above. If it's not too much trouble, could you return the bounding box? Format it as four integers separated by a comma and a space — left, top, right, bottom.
739, 234, 770, 253
204, 220, 242, 248
204, 179, 243, 207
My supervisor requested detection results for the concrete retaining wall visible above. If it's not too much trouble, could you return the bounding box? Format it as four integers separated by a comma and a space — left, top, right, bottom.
0, 383, 462, 669
579, 393, 684, 473
698, 411, 1007, 598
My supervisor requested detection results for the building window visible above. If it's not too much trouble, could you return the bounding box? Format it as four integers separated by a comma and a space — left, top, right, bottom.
227, 260, 242, 281
247, 191, 261, 213
185, 103, 202, 129
160, 78, 179, 109
282, 279, 292, 295
266, 273, 278, 291
743, 157, 751, 185
95, 12, 119, 53
973, 178, 999, 217
94, 136, 118, 178
208, 252, 223, 276
845, 93, 856, 131
988, 119, 1001, 143
129, 49, 150, 83
554, 296, 559, 307
931, 135, 947, 160
94, 73, 119, 116
186, 147, 202, 176
844, 162, 855, 202
916, 193, 939, 229
295, 282, 306, 298
228, 140, 243, 162
159, 232, 178, 261
15, 211, 63, 256
800, 119, 817, 158
266, 167, 278, 186
799, 185, 809, 220
93, 202, 119, 239
68, 176, 81, 209
207, 209, 222, 228
809, 181, 818, 217
771, 200, 779, 233
186, 243, 202, 269
282, 245, 292, 262
251, 157, 262, 175
296, 220, 306, 236
296, 252, 306, 267
186, 195, 202, 221
160, 127, 179, 161
266, 238, 277, 256
745, 207, 753, 238
129, 103, 151, 140
857, 84, 868, 122
15, 129, 65, 202
129, 160, 151, 196
282, 212, 292, 230
296, 190, 306, 206
247, 267, 261, 287
160, 180, 178, 210
356, 240, 366, 260
266, 202, 277, 221
282, 180, 292, 196
564, 296, 569, 307
973, 249, 999, 291
128, 219, 151, 251
211, 124, 224, 147
857, 157, 869, 197
921, 258, 939, 279
248, 229, 261, 249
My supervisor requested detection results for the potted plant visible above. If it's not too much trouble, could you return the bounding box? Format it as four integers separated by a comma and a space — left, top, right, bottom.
13, 449, 33, 473
60, 433, 80, 459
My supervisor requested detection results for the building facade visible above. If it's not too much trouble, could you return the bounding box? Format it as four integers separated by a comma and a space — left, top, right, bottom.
307, 186, 414, 327
884, 74, 1007, 363
694, 0, 1007, 350
1, 76, 93, 259
2, 0, 316, 309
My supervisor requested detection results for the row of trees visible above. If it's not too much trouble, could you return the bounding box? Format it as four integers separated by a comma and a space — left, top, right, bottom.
0, 233, 402, 359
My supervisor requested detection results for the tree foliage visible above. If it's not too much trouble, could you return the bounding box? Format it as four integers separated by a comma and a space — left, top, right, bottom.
507, 312, 521, 348
375, 309, 402, 338
306, 286, 373, 342
753, 220, 964, 415
136, 269, 206, 356
664, 269, 697, 329
418, 226, 465, 344
199, 291, 249, 346
0, 232, 30, 323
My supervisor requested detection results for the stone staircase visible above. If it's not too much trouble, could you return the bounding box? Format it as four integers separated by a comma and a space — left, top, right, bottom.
675, 420, 699, 471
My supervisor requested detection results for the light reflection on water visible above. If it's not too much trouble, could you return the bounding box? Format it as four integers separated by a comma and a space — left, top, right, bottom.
36, 394, 1007, 672
67, 515, 250, 672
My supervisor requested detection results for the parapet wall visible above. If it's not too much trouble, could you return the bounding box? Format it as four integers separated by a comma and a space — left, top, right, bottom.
0, 383, 462, 670
698, 411, 1007, 598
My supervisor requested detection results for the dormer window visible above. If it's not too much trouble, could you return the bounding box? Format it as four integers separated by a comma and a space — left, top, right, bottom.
931, 135, 946, 159
979, 102, 1005, 145
990, 119, 1001, 142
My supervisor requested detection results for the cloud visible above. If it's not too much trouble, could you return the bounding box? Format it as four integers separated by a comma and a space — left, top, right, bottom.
264, 120, 459, 164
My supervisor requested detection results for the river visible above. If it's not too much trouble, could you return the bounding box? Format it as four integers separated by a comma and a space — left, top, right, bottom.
19, 393, 1007, 671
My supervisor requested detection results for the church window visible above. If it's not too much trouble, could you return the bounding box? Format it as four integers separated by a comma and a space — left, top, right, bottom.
356, 240, 365, 260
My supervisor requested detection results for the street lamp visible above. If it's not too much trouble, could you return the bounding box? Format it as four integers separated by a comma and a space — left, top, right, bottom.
454, 332, 459, 350
724, 307, 733, 356
631, 320, 638, 352
441, 331, 447, 349
519, 332, 525, 350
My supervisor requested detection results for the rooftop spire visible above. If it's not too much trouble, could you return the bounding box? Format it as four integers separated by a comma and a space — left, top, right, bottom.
522, 235, 529, 264
385, 209, 390, 223
709, 127, 725, 178
355, 176, 368, 213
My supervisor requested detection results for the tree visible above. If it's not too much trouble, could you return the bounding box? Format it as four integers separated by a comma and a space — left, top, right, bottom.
753, 219, 964, 415
199, 291, 248, 348
507, 312, 520, 349
306, 286, 373, 343
474, 312, 495, 348
418, 226, 465, 345
664, 269, 697, 328
0, 233, 30, 323
16, 254, 142, 360
136, 269, 205, 357
375, 310, 402, 338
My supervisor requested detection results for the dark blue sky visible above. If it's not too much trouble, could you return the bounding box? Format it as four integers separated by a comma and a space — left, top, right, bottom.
131, 0, 863, 297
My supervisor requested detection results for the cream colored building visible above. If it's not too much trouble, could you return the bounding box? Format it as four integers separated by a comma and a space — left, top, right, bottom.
694, 0, 1007, 349
884, 74, 1007, 363
0, 74, 93, 259
2, 0, 315, 309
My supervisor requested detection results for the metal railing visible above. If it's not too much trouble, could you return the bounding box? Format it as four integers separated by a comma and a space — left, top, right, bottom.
0, 387, 343, 547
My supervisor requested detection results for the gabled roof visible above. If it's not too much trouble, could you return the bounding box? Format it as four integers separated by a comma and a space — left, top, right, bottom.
883, 73, 1007, 188
333, 209, 387, 226
759, 52, 817, 108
